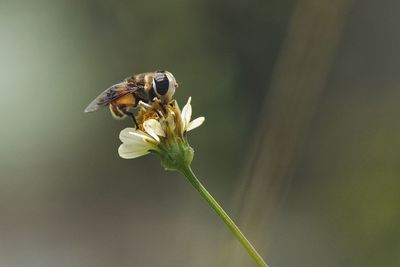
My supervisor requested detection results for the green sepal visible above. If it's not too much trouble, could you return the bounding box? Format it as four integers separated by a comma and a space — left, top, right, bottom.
157, 139, 194, 172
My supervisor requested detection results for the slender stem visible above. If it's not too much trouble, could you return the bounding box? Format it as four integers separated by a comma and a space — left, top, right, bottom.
180, 165, 269, 267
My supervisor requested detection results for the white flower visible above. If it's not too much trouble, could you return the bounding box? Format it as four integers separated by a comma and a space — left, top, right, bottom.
118, 97, 205, 160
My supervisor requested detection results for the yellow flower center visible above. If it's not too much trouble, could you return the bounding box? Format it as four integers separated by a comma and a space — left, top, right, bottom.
135, 100, 179, 133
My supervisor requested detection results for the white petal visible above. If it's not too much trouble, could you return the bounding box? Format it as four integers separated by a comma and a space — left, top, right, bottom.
187, 117, 205, 132
119, 128, 144, 143
147, 119, 166, 137
119, 128, 153, 144
143, 119, 165, 142
118, 143, 152, 159
181, 97, 192, 129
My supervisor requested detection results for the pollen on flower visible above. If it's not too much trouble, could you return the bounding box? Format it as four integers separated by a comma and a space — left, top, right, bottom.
135, 100, 181, 134
136, 108, 160, 132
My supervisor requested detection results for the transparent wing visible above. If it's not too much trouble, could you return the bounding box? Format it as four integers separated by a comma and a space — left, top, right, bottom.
84, 82, 139, 112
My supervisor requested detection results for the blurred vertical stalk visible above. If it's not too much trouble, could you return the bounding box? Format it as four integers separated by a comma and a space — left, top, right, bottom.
181, 166, 269, 267
221, 0, 352, 265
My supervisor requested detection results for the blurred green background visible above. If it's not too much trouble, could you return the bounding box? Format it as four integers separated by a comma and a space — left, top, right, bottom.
0, 0, 399, 266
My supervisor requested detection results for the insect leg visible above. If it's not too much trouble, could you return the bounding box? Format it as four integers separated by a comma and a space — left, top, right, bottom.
137, 100, 152, 109
109, 104, 126, 119
125, 111, 139, 128
118, 105, 139, 128
138, 101, 162, 118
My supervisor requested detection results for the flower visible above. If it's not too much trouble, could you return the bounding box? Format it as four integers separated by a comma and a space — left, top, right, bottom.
118, 97, 205, 163
101, 94, 267, 266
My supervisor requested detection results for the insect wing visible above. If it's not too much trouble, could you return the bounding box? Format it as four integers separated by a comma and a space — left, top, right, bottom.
84, 83, 134, 112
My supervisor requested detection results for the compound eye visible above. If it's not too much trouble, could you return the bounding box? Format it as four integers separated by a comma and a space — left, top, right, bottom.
153, 74, 170, 96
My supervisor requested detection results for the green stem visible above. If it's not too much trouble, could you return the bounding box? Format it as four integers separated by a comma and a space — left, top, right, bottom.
180, 165, 269, 267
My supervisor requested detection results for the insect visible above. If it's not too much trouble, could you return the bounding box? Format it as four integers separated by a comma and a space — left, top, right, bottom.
84, 70, 178, 126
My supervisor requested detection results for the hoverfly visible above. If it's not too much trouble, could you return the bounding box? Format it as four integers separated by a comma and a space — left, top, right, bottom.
84, 70, 178, 126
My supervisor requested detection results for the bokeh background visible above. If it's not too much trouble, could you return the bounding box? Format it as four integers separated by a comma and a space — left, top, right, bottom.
0, 0, 399, 266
